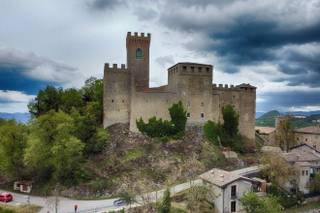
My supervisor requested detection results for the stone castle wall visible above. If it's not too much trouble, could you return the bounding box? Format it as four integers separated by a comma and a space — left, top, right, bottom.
103, 32, 257, 140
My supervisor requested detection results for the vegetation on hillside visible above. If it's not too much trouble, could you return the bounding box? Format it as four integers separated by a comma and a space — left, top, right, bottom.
203, 105, 254, 153
240, 192, 282, 213
136, 101, 187, 139
256, 110, 320, 128
0, 77, 108, 190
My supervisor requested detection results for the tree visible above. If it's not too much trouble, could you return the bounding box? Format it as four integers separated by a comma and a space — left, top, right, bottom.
308, 173, 320, 193
0, 120, 27, 179
261, 153, 296, 186
186, 185, 215, 212
28, 86, 62, 117
159, 188, 171, 213
222, 105, 239, 137
60, 88, 83, 113
203, 105, 245, 152
81, 77, 104, 124
24, 111, 85, 184
240, 192, 282, 213
169, 101, 187, 134
275, 116, 296, 152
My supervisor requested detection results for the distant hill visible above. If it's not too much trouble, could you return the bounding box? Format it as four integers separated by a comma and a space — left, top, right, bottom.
0, 113, 31, 123
256, 110, 320, 128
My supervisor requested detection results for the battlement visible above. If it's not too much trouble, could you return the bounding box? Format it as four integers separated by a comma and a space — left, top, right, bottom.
212, 83, 256, 91
104, 63, 129, 72
168, 62, 213, 76
126, 32, 151, 45
213, 84, 238, 90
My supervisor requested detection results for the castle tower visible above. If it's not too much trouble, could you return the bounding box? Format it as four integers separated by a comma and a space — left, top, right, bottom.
126, 32, 151, 88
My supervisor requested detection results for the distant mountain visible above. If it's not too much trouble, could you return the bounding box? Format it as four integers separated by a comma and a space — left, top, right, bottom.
256, 110, 320, 128
0, 113, 31, 123
258, 110, 281, 119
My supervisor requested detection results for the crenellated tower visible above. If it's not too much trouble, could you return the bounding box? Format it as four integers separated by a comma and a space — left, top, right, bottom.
126, 32, 151, 88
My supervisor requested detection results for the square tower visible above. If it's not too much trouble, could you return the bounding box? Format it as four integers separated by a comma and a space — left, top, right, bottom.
126, 32, 151, 88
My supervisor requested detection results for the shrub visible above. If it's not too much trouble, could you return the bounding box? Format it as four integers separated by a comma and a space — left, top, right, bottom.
203, 121, 222, 146
136, 101, 187, 139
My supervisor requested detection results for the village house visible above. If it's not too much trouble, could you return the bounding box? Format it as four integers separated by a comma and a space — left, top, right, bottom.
199, 168, 266, 213
282, 144, 320, 194
256, 117, 320, 150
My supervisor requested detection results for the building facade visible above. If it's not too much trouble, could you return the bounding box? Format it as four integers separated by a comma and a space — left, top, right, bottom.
200, 168, 265, 213
103, 32, 257, 139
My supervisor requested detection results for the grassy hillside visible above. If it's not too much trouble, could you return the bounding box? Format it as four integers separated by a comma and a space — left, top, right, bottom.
56, 124, 257, 199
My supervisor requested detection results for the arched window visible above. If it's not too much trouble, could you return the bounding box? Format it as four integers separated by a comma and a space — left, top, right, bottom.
136, 48, 143, 59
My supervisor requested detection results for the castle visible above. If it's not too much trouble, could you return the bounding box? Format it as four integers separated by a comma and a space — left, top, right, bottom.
103, 32, 256, 139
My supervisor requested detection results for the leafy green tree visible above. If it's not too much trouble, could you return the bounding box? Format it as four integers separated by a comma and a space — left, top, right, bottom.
81, 77, 103, 124
158, 188, 171, 213
0, 120, 27, 179
222, 105, 239, 137
169, 101, 187, 134
24, 111, 84, 184
28, 86, 62, 116
60, 88, 83, 113
72, 105, 108, 155
240, 192, 282, 213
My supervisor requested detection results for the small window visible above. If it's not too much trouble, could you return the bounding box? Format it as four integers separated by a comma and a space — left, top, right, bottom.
201, 102, 204, 107
111, 99, 114, 103
306, 170, 309, 176
183, 66, 187, 70
191, 66, 194, 72
206, 67, 210, 72
136, 48, 143, 59
305, 138, 308, 142
198, 67, 202, 72
302, 170, 305, 176
187, 113, 190, 118
296, 137, 299, 140
231, 201, 236, 212
231, 185, 237, 197
122, 100, 124, 103
201, 113, 204, 118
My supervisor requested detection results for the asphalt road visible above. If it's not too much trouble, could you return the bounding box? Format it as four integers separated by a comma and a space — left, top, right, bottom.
0, 179, 202, 213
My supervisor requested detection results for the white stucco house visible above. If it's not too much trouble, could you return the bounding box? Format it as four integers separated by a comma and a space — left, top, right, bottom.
199, 168, 265, 213
282, 143, 320, 194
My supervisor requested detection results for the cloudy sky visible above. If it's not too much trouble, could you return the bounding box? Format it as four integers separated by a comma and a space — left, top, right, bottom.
0, 0, 319, 113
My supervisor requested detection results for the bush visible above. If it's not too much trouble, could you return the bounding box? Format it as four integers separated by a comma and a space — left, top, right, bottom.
136, 101, 187, 139
203, 121, 222, 146
203, 105, 248, 153
267, 184, 300, 208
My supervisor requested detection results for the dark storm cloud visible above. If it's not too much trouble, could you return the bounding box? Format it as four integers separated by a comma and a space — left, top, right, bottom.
158, 0, 320, 88
0, 48, 78, 96
258, 91, 320, 112
87, 0, 126, 11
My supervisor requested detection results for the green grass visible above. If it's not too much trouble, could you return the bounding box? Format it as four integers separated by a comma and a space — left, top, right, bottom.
285, 202, 320, 213
121, 148, 144, 163
0, 204, 41, 213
